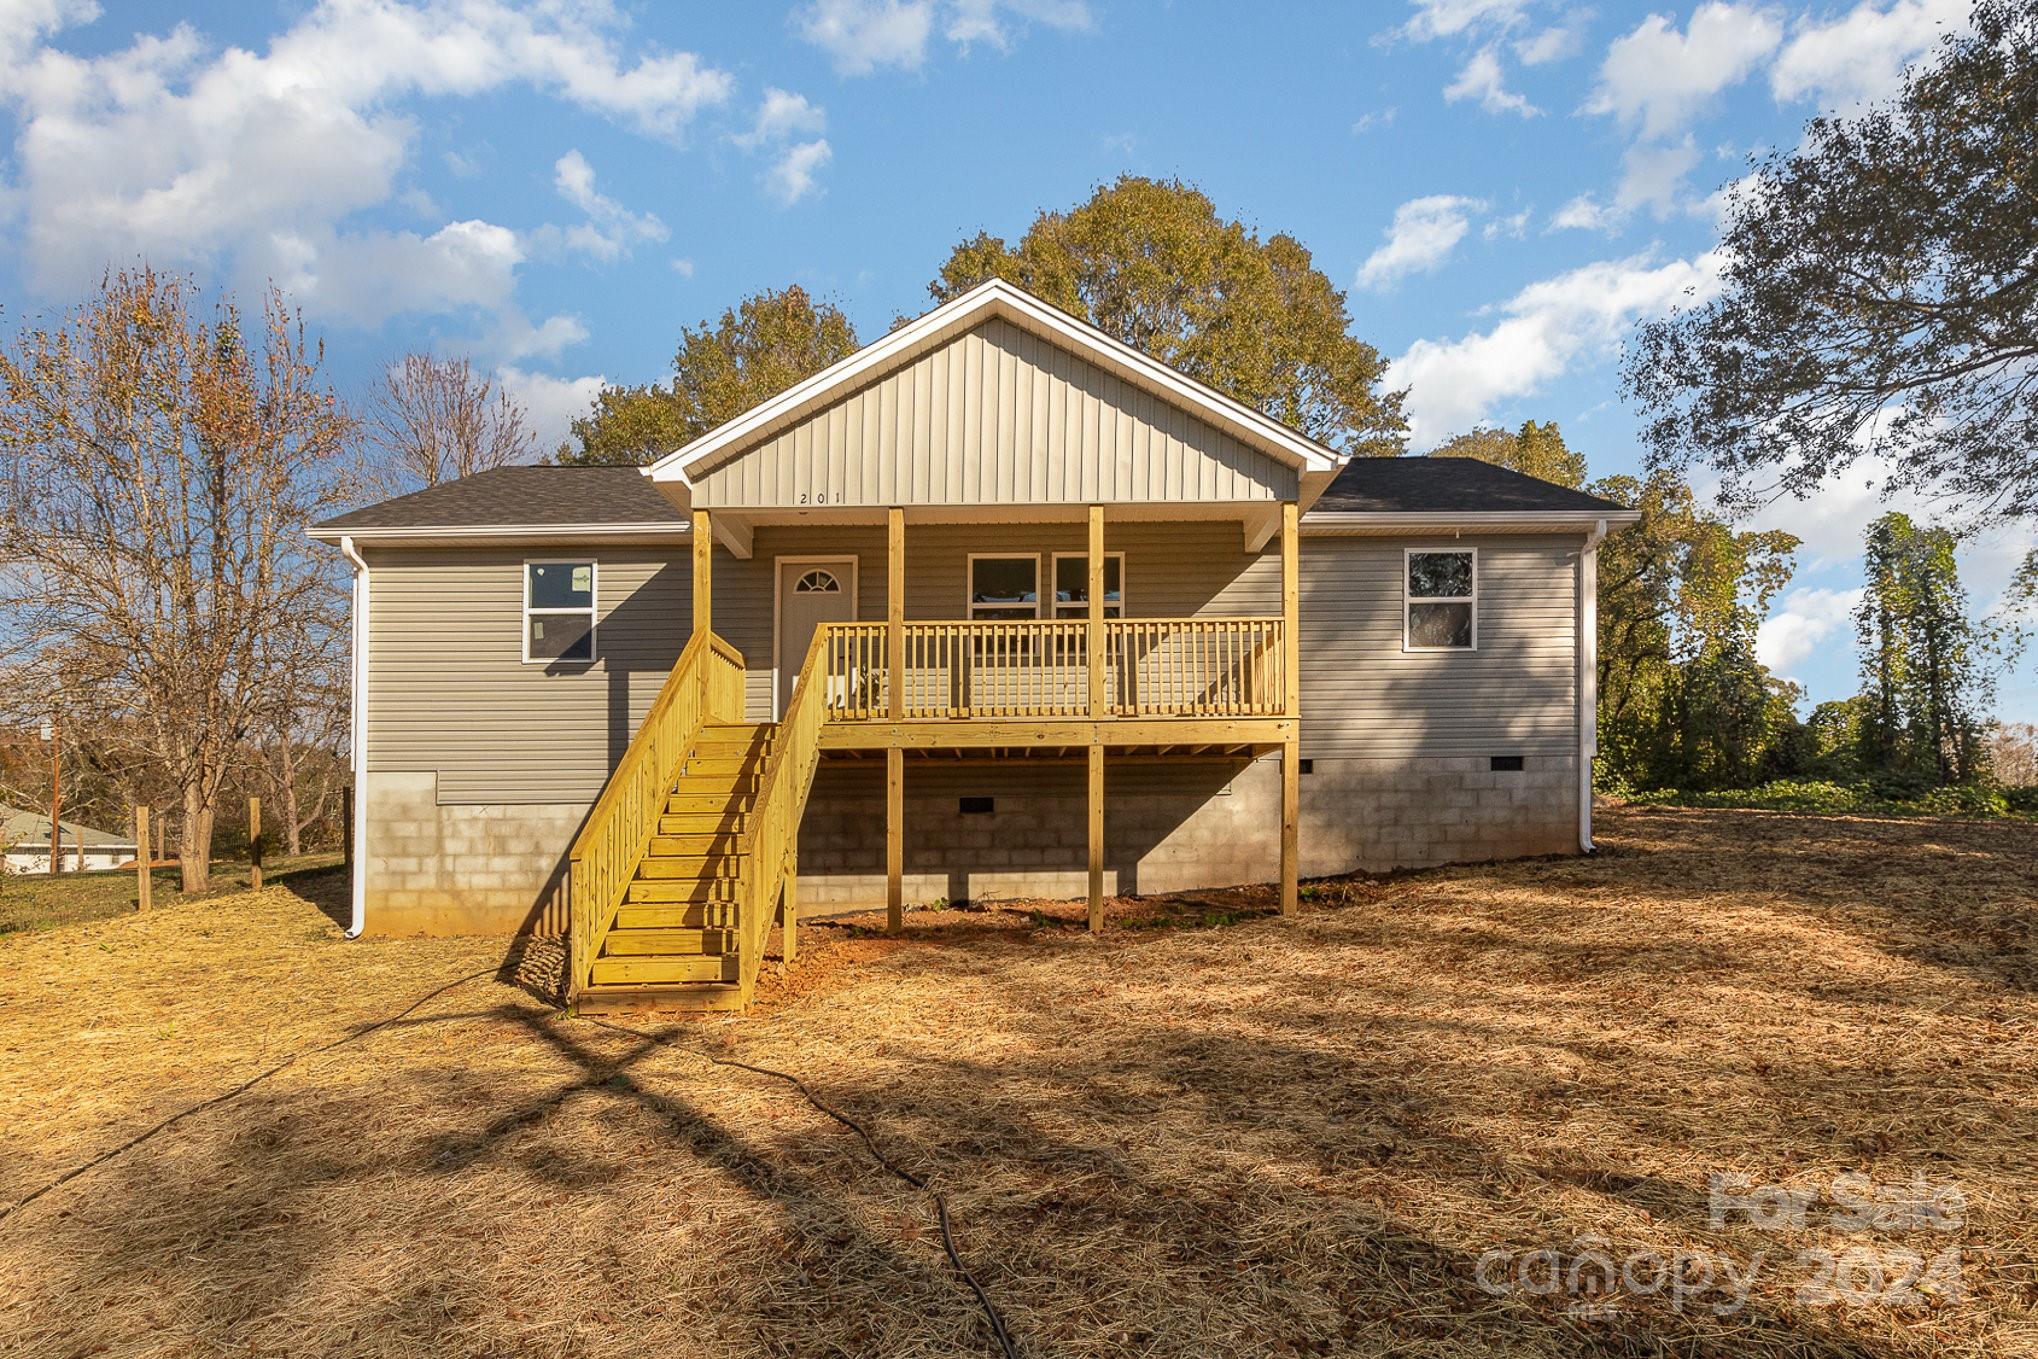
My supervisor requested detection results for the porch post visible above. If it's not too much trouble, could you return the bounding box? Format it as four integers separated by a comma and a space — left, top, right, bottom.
1087, 743, 1104, 932
886, 747, 904, 933
1280, 500, 1300, 917
691, 509, 713, 637
1087, 504, 1105, 718
781, 854, 798, 964
887, 507, 904, 720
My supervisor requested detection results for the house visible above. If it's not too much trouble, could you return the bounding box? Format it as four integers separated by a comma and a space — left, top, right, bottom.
1, 806, 138, 875
310, 279, 1637, 1012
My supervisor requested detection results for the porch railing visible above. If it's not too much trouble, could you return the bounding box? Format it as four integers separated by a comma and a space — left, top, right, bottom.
567, 630, 744, 1001
815, 616, 1288, 722
734, 627, 831, 1005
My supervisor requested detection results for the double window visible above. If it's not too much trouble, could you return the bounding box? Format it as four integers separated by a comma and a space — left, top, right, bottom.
1405, 549, 1475, 650
524, 560, 596, 662
967, 553, 1127, 620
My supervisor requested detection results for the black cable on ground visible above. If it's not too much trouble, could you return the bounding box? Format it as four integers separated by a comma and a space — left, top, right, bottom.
588, 1017, 1021, 1359
0, 967, 498, 1225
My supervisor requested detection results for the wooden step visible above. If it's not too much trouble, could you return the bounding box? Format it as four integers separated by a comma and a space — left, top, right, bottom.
637, 853, 744, 879
615, 900, 740, 928
600, 926, 736, 956
655, 814, 746, 836
574, 983, 746, 1014
589, 954, 739, 986
667, 791, 755, 815
647, 829, 746, 854
624, 878, 740, 906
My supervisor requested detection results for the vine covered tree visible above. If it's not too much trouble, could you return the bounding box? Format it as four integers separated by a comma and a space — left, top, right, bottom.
561, 286, 859, 465
1625, 0, 2038, 566
928, 176, 1406, 456
1855, 512, 1994, 785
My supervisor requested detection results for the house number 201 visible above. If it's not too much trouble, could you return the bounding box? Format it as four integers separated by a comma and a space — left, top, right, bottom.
797, 491, 845, 504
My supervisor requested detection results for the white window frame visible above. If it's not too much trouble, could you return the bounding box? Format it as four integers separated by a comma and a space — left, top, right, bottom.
1403, 546, 1478, 653
523, 558, 598, 664
1049, 551, 1127, 619
965, 553, 1043, 619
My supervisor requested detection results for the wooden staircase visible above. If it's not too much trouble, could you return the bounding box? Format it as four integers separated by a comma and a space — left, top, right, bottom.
578, 722, 774, 1012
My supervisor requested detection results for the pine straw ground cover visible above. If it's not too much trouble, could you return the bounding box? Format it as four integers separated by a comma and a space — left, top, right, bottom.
0, 805, 2033, 1358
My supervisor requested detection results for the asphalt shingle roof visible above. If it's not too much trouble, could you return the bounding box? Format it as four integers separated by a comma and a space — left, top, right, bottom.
1311, 456, 1630, 515
314, 466, 682, 532
2, 807, 134, 849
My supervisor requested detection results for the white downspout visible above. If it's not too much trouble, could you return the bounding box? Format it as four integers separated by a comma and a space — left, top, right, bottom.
339, 535, 370, 939
1577, 518, 1607, 853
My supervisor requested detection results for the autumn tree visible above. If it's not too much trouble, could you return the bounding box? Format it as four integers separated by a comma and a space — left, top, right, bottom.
928, 176, 1406, 456
1431, 420, 1586, 488
367, 352, 534, 491
1625, 0, 2038, 569
1854, 512, 1994, 785
561, 286, 859, 465
0, 268, 359, 891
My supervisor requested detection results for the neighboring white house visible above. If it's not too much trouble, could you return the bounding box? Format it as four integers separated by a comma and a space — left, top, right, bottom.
1, 807, 139, 875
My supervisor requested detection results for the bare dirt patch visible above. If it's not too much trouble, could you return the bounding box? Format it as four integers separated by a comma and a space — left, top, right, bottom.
1, 805, 2033, 1357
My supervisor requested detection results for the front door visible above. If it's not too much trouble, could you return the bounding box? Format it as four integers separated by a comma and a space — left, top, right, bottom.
777, 558, 856, 716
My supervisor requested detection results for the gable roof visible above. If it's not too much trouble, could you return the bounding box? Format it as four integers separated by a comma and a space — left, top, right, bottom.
645, 277, 1347, 492
2, 806, 134, 850
1311, 457, 1636, 518
310, 466, 685, 540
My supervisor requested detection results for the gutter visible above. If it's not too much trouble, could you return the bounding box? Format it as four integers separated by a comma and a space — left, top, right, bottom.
1577, 518, 1608, 853
339, 534, 369, 939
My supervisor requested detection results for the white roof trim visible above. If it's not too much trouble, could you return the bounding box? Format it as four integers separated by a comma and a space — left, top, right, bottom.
1302, 509, 1641, 536
644, 277, 1345, 485
307, 522, 688, 544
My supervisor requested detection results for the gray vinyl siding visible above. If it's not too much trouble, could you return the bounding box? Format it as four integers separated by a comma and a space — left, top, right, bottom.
1298, 535, 1580, 758
366, 547, 690, 803
692, 318, 1297, 509
360, 530, 1581, 803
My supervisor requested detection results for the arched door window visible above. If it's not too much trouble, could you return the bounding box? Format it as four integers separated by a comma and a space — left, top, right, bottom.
794, 569, 842, 594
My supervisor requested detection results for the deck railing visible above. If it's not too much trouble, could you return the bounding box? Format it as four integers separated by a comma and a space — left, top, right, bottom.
735, 629, 830, 1004
567, 630, 743, 1000
816, 616, 1287, 722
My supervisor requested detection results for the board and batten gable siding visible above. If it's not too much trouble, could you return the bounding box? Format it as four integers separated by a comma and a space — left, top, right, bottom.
365, 547, 690, 803
1297, 534, 1581, 759
690, 318, 1299, 509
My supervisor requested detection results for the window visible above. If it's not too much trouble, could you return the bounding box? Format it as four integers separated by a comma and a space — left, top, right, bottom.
1405, 549, 1475, 650
1050, 553, 1125, 619
968, 555, 1040, 620
794, 569, 842, 594
525, 560, 596, 662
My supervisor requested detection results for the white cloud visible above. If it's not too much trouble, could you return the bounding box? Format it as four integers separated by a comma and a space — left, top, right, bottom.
497, 366, 605, 457
1391, 249, 1725, 443
1515, 23, 1581, 65
1397, 0, 1530, 43
1357, 195, 1485, 290
496, 312, 590, 363
1589, 3, 1782, 138
765, 139, 833, 206
551, 149, 667, 262
735, 86, 826, 148
1445, 46, 1540, 116
1550, 192, 1612, 232
798, 0, 1087, 74
1615, 135, 1703, 218
1351, 106, 1398, 134
1770, 0, 1967, 109
1483, 207, 1531, 240
0, 0, 732, 325
1757, 586, 1864, 677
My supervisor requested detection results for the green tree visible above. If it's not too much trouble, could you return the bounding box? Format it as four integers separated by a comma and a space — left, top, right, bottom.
928, 176, 1406, 456
1590, 469, 1800, 790
560, 286, 859, 466
1431, 419, 1586, 488
1625, 0, 2038, 566
1854, 512, 1994, 785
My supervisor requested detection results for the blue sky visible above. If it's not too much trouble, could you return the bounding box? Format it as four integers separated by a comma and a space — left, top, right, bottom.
1, 0, 2029, 720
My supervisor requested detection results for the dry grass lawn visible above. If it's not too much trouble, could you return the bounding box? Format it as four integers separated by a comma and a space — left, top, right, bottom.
1, 805, 2033, 1357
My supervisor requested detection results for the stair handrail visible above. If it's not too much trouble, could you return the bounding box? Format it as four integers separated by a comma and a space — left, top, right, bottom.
569, 629, 744, 1001
735, 628, 830, 1005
